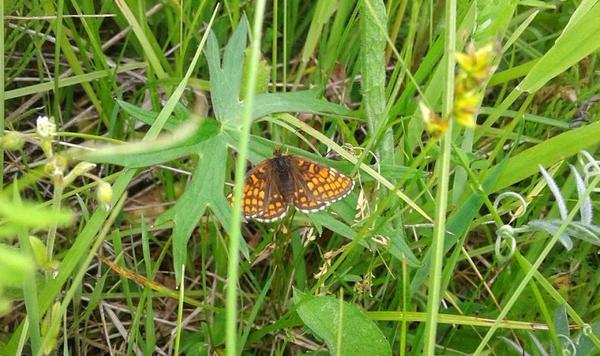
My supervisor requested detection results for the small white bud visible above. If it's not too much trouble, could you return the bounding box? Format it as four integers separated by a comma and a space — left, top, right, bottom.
36, 116, 56, 138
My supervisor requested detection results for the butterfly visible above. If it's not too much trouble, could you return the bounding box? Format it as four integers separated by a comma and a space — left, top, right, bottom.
229, 147, 355, 222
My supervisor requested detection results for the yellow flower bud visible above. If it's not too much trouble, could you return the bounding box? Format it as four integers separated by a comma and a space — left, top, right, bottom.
419, 101, 449, 137
96, 181, 113, 211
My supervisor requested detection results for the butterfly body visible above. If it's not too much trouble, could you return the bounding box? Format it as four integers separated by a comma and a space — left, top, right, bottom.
270, 153, 296, 201
232, 149, 355, 222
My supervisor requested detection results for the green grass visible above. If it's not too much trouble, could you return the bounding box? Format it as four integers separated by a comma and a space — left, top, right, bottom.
1, 1, 600, 355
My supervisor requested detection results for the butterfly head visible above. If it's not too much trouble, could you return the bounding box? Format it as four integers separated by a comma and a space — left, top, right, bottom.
272, 145, 287, 158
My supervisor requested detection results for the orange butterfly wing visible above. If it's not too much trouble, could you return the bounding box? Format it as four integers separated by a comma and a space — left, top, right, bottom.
290, 156, 354, 213
229, 159, 288, 222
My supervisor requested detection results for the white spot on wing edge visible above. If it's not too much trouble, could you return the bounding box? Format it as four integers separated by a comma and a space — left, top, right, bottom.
295, 178, 355, 214
252, 206, 289, 223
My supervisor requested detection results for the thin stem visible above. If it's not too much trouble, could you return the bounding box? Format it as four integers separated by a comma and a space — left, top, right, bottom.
0, 0, 5, 188
226, 1, 267, 355
46, 184, 63, 265
423, 0, 456, 353
400, 256, 408, 356
174, 265, 185, 355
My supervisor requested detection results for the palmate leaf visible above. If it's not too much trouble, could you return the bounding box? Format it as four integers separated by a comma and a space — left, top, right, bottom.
205, 16, 349, 128
156, 135, 250, 276
154, 18, 352, 281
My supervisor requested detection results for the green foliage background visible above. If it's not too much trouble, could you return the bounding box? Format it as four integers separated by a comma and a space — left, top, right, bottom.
1, 0, 600, 355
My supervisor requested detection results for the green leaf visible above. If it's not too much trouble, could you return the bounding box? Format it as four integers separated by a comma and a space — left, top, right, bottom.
360, 0, 387, 133
252, 89, 350, 119
519, 3, 600, 92
553, 304, 569, 338
205, 19, 349, 128
0, 197, 73, 230
205, 21, 247, 123
156, 135, 248, 282
0, 245, 34, 287
491, 121, 600, 192
116, 99, 189, 132
81, 119, 220, 167
576, 321, 600, 355
295, 290, 391, 356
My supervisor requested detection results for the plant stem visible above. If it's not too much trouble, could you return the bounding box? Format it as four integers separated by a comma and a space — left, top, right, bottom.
423, 0, 456, 353
46, 184, 63, 265
226, 1, 267, 355
0, 0, 4, 188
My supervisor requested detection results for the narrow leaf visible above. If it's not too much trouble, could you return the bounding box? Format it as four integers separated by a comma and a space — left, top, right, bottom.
569, 165, 593, 224
519, 3, 600, 92
539, 165, 568, 220
81, 119, 220, 167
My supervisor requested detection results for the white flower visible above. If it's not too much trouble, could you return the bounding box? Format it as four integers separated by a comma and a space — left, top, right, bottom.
36, 116, 56, 138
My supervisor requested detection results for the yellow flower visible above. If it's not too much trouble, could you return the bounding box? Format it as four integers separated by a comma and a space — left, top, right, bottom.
453, 91, 481, 128
419, 101, 449, 137
456, 43, 495, 83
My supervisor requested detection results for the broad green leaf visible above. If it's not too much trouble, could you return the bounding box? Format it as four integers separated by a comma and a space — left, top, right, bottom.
553, 304, 569, 338
575, 321, 600, 355
81, 119, 220, 167
206, 18, 349, 129
295, 290, 391, 356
